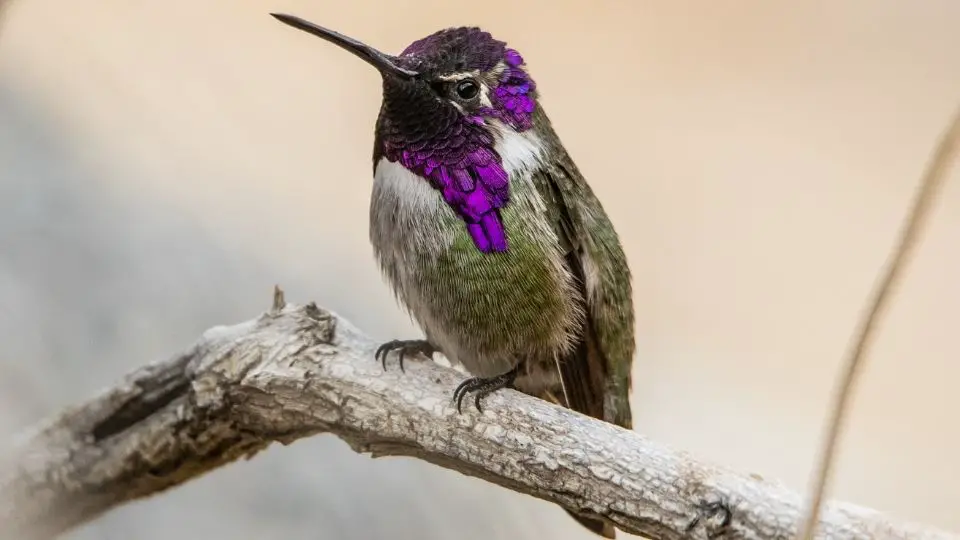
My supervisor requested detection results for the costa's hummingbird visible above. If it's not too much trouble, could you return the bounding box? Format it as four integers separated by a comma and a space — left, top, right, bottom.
272, 13, 635, 538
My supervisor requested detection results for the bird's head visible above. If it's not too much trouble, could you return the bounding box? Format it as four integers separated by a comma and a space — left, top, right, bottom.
272, 14, 542, 253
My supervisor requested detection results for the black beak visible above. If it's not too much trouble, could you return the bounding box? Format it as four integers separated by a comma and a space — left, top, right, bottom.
270, 13, 419, 80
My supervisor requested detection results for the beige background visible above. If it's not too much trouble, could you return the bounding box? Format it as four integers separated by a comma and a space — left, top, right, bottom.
2, 0, 959, 538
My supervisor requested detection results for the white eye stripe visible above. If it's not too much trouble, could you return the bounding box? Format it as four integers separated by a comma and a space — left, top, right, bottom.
435, 70, 481, 81
487, 62, 507, 80
478, 86, 493, 107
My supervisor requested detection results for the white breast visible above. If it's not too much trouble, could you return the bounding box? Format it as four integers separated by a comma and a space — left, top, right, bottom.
369, 124, 545, 254
373, 158, 442, 214
367, 127, 553, 368
370, 158, 454, 257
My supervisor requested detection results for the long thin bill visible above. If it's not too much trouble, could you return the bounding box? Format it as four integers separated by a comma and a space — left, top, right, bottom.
270, 13, 419, 80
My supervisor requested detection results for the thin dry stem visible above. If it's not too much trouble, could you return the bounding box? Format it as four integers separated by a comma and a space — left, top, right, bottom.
796, 104, 960, 540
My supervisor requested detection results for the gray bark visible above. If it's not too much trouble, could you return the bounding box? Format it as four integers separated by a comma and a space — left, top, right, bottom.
0, 290, 955, 540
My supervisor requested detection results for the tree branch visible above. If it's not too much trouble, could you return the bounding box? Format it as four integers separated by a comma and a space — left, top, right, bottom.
0, 291, 955, 540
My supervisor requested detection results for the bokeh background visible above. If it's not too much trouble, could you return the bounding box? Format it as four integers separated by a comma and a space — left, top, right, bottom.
2, 1, 959, 538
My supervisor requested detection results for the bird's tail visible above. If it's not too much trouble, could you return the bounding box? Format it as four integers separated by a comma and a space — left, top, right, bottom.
539, 384, 617, 538
565, 510, 616, 539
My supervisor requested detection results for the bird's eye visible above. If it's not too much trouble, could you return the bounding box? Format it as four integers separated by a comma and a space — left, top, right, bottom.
455, 79, 480, 101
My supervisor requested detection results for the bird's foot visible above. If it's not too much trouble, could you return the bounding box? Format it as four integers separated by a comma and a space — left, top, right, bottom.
452, 364, 522, 414
374, 339, 436, 372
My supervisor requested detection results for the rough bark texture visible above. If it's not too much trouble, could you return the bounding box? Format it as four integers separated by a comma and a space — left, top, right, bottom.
0, 292, 955, 540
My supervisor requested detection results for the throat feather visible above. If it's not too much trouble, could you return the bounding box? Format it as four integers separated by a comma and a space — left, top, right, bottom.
394, 149, 511, 253
383, 121, 544, 254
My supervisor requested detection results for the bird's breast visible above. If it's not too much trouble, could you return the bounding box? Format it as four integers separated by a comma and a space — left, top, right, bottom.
368, 156, 582, 376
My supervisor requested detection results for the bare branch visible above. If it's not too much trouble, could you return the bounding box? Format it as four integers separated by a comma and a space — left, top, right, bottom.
0, 296, 956, 540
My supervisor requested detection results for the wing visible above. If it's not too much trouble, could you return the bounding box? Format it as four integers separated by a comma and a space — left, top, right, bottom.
531, 140, 635, 431
530, 130, 635, 540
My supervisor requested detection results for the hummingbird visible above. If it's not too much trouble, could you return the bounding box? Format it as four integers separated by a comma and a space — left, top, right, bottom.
271, 13, 636, 538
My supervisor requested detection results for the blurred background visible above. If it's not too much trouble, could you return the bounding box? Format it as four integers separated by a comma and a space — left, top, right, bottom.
1, 0, 959, 538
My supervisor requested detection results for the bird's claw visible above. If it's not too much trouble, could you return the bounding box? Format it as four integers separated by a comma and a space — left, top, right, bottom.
374, 339, 436, 372
452, 364, 522, 414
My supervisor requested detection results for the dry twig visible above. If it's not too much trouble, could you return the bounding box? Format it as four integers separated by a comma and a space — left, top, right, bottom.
796, 106, 960, 540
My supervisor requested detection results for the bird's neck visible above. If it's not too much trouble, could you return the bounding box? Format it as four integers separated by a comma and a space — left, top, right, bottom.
489, 121, 547, 178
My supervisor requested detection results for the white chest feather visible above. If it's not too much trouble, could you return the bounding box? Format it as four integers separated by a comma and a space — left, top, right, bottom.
492, 124, 545, 174
373, 124, 545, 201
368, 125, 550, 299
369, 125, 546, 253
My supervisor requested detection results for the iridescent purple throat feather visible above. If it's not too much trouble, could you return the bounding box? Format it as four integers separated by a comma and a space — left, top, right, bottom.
377, 28, 537, 253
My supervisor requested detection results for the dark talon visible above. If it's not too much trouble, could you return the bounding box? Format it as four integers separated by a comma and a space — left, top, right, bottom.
452, 377, 478, 412
374, 343, 391, 370
374, 339, 436, 372
452, 363, 523, 413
